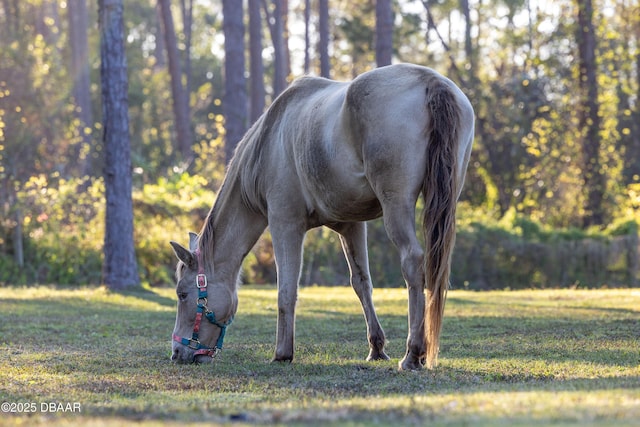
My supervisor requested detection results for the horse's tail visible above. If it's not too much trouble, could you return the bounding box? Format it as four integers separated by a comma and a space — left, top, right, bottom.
422, 78, 461, 369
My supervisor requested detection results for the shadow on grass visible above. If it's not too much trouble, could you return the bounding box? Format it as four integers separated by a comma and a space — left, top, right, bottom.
2, 286, 637, 367
114, 285, 178, 308
1, 286, 639, 425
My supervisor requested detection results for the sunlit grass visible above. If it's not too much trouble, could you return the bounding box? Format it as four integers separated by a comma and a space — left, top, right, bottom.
0, 285, 639, 426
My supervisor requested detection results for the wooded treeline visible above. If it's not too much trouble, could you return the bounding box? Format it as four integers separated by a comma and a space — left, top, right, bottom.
0, 0, 639, 287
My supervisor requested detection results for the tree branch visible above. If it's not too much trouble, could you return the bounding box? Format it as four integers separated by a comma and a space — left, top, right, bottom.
421, 0, 468, 87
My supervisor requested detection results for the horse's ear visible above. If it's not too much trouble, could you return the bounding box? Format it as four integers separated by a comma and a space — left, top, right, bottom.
188, 232, 199, 252
170, 241, 196, 270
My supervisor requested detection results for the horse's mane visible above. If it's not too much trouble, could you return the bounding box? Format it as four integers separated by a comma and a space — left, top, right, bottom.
196, 114, 267, 265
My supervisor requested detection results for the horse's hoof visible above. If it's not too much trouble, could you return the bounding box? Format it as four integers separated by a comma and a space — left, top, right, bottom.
398, 356, 424, 371
366, 350, 391, 361
271, 355, 293, 363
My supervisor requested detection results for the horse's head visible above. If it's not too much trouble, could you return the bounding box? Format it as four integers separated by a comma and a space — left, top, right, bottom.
169, 232, 237, 364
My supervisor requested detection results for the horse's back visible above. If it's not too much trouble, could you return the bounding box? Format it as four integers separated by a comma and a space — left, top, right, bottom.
257, 64, 473, 224
346, 64, 473, 144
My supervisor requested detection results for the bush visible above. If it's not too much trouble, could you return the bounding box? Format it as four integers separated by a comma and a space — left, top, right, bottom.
0, 175, 104, 285
453, 205, 639, 289
133, 173, 214, 285
0, 175, 637, 289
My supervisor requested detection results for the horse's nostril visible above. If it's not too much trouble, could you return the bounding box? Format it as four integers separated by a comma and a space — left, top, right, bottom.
171, 348, 180, 361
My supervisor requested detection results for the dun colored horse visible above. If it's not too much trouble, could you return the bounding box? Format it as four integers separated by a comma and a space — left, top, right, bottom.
170, 63, 474, 370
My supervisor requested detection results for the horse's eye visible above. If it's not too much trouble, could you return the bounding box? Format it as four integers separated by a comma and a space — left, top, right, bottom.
178, 292, 188, 302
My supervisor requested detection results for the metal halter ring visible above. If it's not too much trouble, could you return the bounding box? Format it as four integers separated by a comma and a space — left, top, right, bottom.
196, 273, 207, 288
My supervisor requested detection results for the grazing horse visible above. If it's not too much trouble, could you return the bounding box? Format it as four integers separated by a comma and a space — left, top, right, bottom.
170, 63, 474, 370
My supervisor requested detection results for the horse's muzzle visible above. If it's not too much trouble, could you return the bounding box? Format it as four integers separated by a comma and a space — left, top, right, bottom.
171, 343, 217, 364
170, 345, 190, 363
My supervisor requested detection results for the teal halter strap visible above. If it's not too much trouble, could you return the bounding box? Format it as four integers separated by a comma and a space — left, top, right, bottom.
172, 249, 233, 361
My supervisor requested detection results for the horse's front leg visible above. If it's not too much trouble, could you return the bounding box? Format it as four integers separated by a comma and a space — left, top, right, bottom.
270, 221, 305, 363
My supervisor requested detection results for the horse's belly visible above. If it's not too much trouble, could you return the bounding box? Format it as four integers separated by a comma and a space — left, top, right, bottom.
323, 197, 382, 222
296, 102, 382, 223
310, 175, 382, 223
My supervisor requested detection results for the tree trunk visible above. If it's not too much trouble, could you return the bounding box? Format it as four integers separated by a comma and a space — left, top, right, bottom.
626, 12, 640, 184
223, 0, 247, 163
158, 0, 192, 161
154, 2, 166, 70
5, 0, 18, 37
38, 0, 60, 47
13, 208, 23, 267
249, 0, 265, 123
318, 0, 330, 78
634, 37, 640, 181
282, 0, 291, 80
576, 0, 604, 226
303, 0, 311, 73
0, 0, 11, 38
460, 0, 476, 80
98, 0, 140, 289
272, 0, 287, 97
375, 0, 392, 67
68, 0, 94, 178
179, 0, 193, 104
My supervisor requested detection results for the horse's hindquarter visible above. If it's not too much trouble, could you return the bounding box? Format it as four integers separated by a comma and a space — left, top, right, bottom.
347, 64, 474, 203
346, 65, 436, 204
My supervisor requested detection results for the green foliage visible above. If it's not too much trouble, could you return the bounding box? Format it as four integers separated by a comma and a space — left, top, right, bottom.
1, 175, 638, 288
2, 0, 640, 289
0, 173, 215, 286
454, 204, 639, 289
4, 175, 104, 285
1, 286, 638, 425
133, 173, 215, 285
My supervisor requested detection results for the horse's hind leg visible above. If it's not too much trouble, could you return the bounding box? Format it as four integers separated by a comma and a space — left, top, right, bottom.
330, 222, 389, 361
380, 201, 427, 371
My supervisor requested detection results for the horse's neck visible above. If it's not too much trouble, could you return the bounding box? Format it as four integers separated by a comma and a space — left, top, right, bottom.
204, 179, 267, 284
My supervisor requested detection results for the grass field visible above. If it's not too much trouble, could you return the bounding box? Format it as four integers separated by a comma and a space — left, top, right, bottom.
0, 285, 639, 426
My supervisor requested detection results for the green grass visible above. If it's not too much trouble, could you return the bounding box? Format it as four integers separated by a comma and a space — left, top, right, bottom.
0, 285, 639, 426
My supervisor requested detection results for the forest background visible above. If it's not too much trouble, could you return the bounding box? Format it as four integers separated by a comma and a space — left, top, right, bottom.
0, 0, 638, 289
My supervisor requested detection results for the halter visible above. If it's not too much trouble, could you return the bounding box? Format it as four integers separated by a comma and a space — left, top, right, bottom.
172, 249, 233, 361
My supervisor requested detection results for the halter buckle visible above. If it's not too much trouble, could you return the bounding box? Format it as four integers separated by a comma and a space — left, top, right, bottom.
196, 273, 207, 289
187, 338, 201, 349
